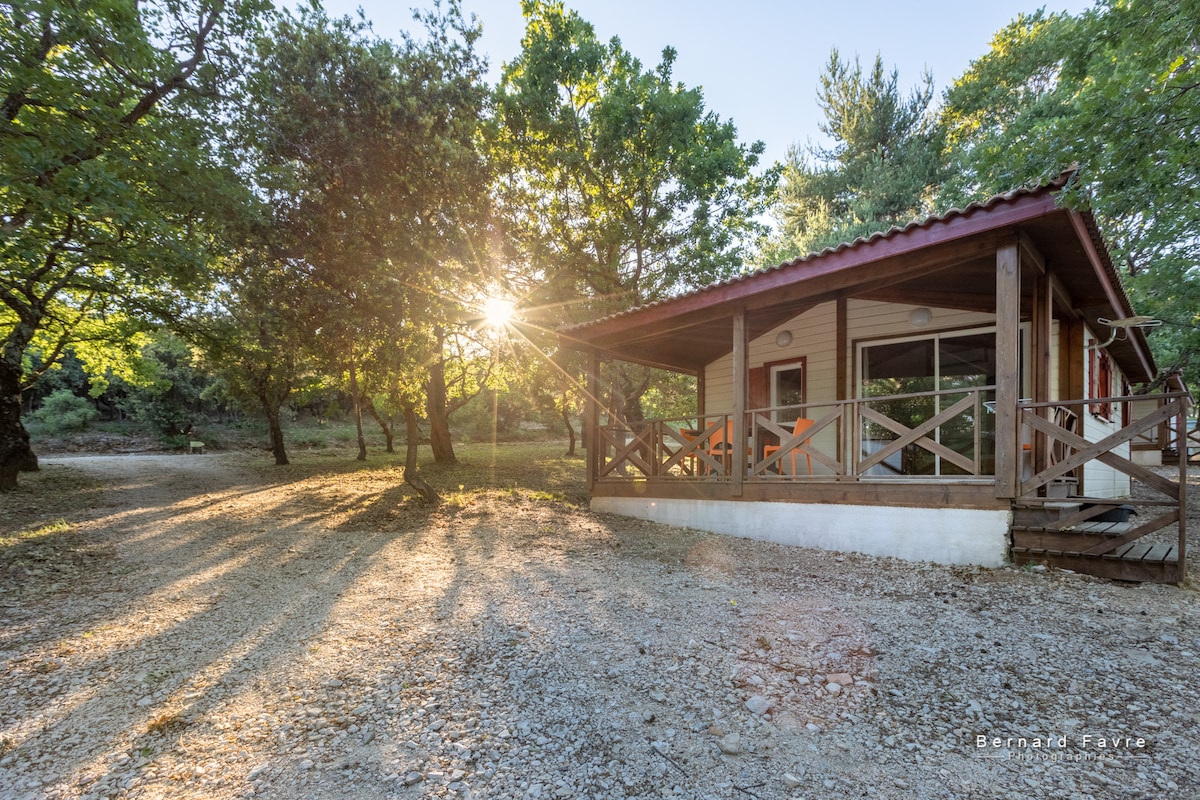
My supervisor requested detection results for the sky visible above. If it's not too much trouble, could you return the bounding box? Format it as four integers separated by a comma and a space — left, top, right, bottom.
318, 0, 1096, 168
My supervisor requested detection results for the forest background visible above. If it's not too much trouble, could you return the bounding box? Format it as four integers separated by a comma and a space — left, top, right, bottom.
2, 0, 1197, 493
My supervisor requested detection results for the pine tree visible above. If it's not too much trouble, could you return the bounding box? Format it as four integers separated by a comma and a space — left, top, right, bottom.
765, 51, 945, 263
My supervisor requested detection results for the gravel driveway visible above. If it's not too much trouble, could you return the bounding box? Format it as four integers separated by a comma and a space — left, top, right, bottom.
1, 453, 1197, 800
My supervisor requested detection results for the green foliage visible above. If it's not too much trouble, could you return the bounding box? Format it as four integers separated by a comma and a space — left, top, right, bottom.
451, 386, 565, 443
765, 51, 945, 262
0, 0, 264, 342
940, 10, 1078, 199
32, 390, 98, 433
233, 1, 494, 464
0, 0, 268, 485
640, 370, 698, 420
495, 0, 773, 318
941, 0, 1200, 392
24, 348, 89, 404
492, 1, 772, 431
117, 331, 209, 434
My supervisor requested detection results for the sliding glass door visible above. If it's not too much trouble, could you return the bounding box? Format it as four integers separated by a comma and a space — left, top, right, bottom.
858, 329, 997, 476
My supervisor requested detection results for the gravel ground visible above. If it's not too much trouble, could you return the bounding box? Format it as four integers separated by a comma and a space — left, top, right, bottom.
1, 453, 1197, 800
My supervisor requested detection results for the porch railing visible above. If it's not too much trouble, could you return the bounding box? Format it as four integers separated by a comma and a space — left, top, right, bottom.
595, 385, 999, 482
1016, 393, 1188, 568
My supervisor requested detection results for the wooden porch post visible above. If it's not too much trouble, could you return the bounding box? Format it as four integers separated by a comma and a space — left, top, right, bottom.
1177, 399, 1188, 582
1030, 272, 1053, 473
586, 349, 601, 489
995, 241, 1021, 498
836, 295, 848, 466
732, 306, 748, 497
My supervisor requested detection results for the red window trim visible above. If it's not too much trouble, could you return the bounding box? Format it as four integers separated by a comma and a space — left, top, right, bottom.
1089, 340, 1113, 421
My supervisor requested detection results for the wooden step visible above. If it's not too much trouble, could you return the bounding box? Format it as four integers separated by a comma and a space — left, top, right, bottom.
1012, 501, 1081, 528
1012, 543, 1181, 583
1011, 522, 1131, 551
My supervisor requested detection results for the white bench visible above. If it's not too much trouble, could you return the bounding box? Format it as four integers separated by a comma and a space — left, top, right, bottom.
189, 441, 205, 454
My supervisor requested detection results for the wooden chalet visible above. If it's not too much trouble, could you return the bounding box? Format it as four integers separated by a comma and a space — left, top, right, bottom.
559, 178, 1191, 583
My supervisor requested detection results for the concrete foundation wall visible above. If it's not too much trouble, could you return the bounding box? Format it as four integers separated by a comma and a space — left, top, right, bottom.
592, 497, 1010, 567
1131, 449, 1163, 467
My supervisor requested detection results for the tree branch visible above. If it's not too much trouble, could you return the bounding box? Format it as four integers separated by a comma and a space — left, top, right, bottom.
1, 8, 58, 122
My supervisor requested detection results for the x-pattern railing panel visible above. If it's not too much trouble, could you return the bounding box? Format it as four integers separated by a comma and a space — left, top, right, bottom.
598, 416, 734, 479
661, 418, 729, 477
1017, 396, 1188, 560
598, 423, 655, 478
1020, 400, 1182, 498
858, 393, 980, 475
751, 408, 844, 476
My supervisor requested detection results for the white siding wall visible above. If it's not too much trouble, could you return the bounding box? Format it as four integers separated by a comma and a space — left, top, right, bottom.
705, 303, 839, 412
705, 301, 997, 412
1082, 324, 1132, 497
1130, 398, 1164, 466
846, 301, 995, 351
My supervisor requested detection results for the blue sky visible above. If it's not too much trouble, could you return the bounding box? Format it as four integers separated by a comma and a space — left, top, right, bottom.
320, 0, 1096, 167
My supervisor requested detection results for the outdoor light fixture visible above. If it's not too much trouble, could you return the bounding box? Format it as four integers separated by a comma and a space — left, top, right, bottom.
909, 307, 933, 327
776, 330, 793, 348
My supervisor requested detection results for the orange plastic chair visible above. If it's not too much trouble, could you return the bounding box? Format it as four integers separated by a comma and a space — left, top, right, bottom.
763, 418, 815, 476
702, 420, 748, 475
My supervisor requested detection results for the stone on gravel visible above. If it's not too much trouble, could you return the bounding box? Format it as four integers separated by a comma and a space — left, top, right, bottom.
745, 695, 772, 715
718, 733, 742, 755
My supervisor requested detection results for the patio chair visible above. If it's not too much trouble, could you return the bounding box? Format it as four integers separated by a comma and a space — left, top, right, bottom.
701, 420, 749, 475
763, 417, 814, 476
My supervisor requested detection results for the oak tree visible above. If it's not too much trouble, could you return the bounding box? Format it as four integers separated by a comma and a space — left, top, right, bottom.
942, 0, 1200, 392
494, 0, 771, 421
0, 0, 265, 488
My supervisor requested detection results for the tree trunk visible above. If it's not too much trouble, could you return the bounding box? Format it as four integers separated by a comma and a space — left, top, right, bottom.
561, 393, 576, 456
403, 404, 438, 503
614, 363, 650, 424
427, 326, 456, 464
256, 381, 291, 462
263, 402, 289, 466
363, 396, 395, 453
0, 359, 38, 490
348, 357, 367, 461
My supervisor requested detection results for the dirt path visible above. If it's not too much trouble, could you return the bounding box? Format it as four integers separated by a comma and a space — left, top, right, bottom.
1, 454, 1198, 800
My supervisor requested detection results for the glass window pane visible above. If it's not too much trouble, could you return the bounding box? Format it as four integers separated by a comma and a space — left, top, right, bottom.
861, 339, 936, 475
859, 332, 996, 477
775, 367, 804, 408
939, 333, 996, 475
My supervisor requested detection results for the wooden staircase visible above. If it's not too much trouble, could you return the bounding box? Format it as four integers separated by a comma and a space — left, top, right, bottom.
1011, 497, 1183, 583
1010, 396, 1189, 585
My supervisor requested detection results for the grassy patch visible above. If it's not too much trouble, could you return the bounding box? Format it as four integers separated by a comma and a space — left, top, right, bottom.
429, 442, 588, 504
0, 467, 111, 596
0, 518, 70, 547
236, 440, 587, 503
227, 440, 588, 533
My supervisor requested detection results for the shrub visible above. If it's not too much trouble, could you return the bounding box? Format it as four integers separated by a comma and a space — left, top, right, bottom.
32, 390, 99, 433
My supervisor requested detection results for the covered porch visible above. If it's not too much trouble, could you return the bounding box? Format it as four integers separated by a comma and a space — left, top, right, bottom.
562, 181, 1189, 582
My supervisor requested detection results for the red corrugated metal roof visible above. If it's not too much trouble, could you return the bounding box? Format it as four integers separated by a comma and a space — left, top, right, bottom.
562, 175, 1074, 334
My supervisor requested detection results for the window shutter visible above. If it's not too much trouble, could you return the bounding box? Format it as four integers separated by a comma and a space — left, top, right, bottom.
748, 367, 768, 409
